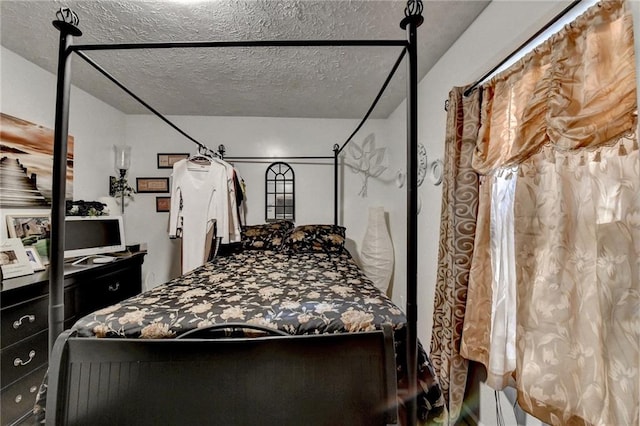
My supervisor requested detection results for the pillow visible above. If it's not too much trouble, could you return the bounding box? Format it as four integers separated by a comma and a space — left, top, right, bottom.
214, 242, 243, 257
241, 221, 294, 250
282, 224, 346, 254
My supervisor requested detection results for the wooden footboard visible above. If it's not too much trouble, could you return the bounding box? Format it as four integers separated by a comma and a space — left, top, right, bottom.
46, 326, 398, 426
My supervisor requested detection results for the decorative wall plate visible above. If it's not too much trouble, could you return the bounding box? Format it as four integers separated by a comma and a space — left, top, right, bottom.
429, 159, 443, 186
417, 144, 427, 187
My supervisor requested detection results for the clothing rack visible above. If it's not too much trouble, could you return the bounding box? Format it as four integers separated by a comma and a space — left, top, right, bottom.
49, 3, 424, 424
463, 0, 582, 97
217, 146, 339, 223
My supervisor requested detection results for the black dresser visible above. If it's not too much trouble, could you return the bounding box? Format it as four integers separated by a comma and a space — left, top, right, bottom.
0, 252, 146, 426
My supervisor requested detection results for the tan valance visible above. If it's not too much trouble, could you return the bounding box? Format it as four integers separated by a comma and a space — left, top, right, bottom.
473, 0, 637, 174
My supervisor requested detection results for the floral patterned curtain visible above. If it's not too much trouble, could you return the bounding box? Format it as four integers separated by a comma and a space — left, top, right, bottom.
430, 87, 481, 423
457, 0, 638, 424
515, 132, 639, 425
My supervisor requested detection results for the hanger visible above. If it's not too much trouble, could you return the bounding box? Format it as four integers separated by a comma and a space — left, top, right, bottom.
188, 145, 214, 166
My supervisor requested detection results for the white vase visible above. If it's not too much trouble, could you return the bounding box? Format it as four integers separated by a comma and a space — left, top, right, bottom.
360, 207, 394, 294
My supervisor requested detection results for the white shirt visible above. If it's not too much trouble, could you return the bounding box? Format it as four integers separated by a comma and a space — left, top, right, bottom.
169, 159, 229, 274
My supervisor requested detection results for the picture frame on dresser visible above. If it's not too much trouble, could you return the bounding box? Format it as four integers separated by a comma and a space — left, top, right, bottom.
24, 247, 45, 272
4, 210, 51, 265
0, 238, 34, 279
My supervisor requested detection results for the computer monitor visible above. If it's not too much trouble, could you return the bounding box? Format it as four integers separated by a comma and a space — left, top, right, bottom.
64, 216, 126, 259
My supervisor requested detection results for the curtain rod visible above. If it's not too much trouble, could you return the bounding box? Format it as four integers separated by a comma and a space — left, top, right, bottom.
463, 0, 582, 97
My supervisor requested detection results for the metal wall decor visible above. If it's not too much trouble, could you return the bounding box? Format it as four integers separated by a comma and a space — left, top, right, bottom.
429, 159, 444, 186
417, 143, 427, 187
265, 162, 295, 222
346, 133, 387, 197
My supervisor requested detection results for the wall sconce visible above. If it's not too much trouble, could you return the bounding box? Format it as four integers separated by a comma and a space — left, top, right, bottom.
111, 145, 133, 213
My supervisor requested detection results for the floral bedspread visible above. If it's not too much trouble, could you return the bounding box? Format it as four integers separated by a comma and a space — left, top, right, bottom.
37, 250, 445, 423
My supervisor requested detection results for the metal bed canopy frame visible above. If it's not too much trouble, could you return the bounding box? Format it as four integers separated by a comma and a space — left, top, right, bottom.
49, 1, 424, 423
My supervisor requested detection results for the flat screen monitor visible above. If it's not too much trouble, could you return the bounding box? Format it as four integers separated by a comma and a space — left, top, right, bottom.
64, 216, 126, 259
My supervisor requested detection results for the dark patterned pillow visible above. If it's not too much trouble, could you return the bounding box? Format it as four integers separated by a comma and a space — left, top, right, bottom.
241, 221, 294, 250
282, 224, 346, 253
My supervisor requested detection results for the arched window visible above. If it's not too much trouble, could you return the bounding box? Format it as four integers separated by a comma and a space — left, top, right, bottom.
265, 162, 294, 222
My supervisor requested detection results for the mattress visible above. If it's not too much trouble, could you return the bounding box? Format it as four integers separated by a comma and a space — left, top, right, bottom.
41, 250, 446, 423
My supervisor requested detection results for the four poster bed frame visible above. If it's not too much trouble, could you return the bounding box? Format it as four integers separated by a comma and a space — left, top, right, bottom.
48, 1, 425, 424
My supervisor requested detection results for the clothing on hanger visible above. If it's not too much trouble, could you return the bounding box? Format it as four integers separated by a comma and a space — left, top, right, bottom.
168, 151, 245, 274
169, 158, 228, 274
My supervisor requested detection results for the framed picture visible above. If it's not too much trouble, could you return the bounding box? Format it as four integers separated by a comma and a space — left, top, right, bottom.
156, 196, 171, 212
136, 177, 170, 193
6, 212, 50, 243
24, 246, 45, 271
6, 212, 51, 264
1, 238, 34, 279
157, 153, 189, 169
1, 113, 74, 207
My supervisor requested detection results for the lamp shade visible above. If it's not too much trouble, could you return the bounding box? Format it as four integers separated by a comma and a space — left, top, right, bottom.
360, 206, 394, 294
113, 145, 131, 171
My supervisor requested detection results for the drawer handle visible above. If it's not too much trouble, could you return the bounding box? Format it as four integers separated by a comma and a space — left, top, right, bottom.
108, 282, 120, 292
30, 386, 38, 394
14, 350, 36, 367
15, 394, 22, 404
13, 315, 36, 329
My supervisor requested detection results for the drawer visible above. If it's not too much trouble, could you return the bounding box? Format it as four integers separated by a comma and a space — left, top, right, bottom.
75, 270, 140, 317
1, 330, 48, 389
0, 364, 46, 426
0, 297, 47, 349
1, 289, 76, 349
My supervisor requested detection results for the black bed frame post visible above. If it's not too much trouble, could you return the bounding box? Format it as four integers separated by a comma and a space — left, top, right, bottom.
50, 9, 82, 355
333, 144, 339, 225
401, 1, 423, 425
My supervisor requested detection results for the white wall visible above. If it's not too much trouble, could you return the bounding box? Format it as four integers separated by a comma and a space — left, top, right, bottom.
123, 114, 390, 288
0, 46, 126, 240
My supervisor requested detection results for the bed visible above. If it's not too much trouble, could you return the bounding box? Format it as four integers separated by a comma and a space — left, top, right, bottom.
46, 1, 428, 423
37, 223, 445, 424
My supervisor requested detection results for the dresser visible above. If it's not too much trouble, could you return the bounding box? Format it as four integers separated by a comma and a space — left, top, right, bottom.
0, 252, 146, 426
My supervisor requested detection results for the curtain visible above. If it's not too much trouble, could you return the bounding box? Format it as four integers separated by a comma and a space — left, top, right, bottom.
516, 134, 639, 425
472, 1, 636, 174
430, 87, 481, 423
457, 0, 638, 424
460, 178, 492, 368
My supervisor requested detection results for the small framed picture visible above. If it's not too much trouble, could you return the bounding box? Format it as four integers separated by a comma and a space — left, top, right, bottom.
1, 238, 34, 279
6, 211, 50, 240
157, 153, 189, 169
24, 247, 45, 271
156, 196, 171, 212
136, 177, 170, 193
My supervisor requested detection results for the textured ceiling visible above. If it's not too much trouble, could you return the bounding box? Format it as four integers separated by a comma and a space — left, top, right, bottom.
1, 1, 489, 119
